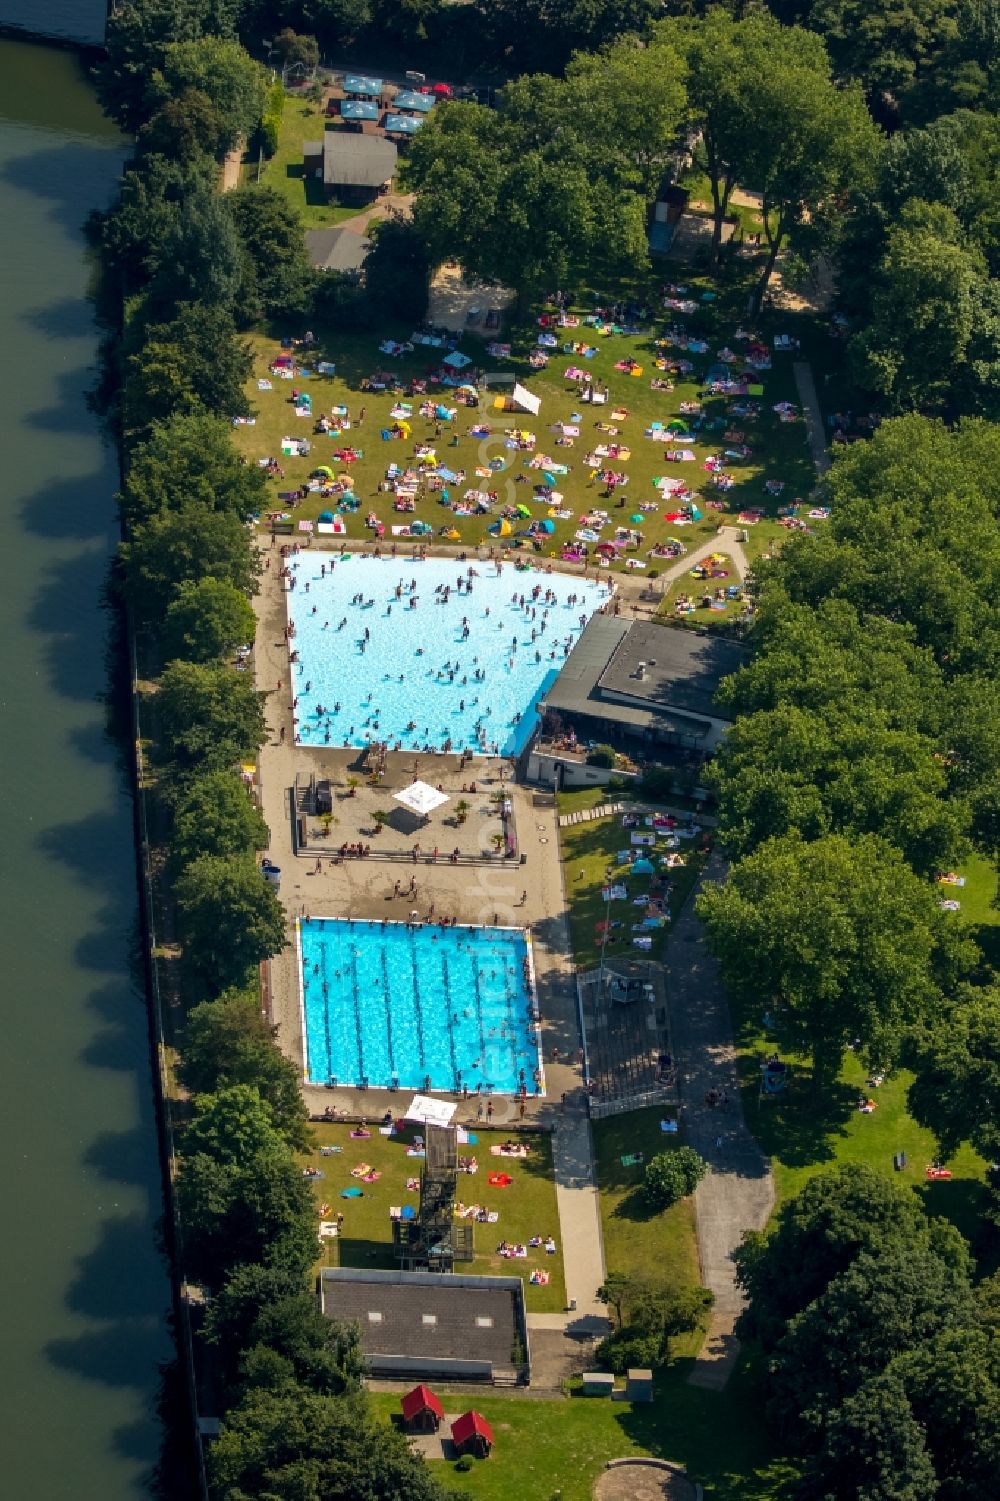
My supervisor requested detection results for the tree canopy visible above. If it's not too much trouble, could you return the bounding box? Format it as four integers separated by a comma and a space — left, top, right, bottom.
698, 833, 971, 1076
121, 505, 259, 619
156, 660, 266, 773
120, 411, 268, 529
163, 577, 257, 663
174, 853, 286, 990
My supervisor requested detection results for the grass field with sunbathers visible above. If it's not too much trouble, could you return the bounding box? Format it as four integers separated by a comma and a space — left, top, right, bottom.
231, 286, 819, 620
302, 1119, 567, 1311
559, 808, 708, 971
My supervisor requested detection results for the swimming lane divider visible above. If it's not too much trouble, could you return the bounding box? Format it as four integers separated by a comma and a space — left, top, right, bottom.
319, 946, 334, 1079
409, 936, 427, 1068
349, 946, 365, 1084
441, 954, 459, 1086
381, 950, 395, 1079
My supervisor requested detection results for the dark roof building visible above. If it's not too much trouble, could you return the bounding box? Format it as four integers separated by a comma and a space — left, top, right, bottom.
304, 226, 370, 273
538, 616, 747, 754
303, 132, 397, 203
319, 1267, 529, 1384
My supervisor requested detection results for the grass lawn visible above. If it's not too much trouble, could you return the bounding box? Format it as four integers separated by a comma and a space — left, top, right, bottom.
730, 1016, 993, 1260
559, 810, 707, 970
231, 279, 819, 588
302, 1120, 567, 1311
958, 850, 1000, 968
369, 1369, 795, 1501
256, 96, 365, 229
592, 1107, 702, 1307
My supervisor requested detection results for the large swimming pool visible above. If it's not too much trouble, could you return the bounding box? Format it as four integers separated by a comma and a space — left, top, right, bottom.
285, 556, 609, 755
298, 918, 542, 1095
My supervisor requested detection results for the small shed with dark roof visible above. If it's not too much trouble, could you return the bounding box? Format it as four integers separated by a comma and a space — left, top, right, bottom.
451, 1410, 494, 1458
304, 226, 370, 274
400, 1384, 445, 1433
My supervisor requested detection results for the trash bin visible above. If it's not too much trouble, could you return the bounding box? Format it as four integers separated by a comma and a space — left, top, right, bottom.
568, 1297, 577, 1312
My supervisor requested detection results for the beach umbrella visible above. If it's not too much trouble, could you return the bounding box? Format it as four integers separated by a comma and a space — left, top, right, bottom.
543, 471, 557, 486
516, 504, 531, 517
633, 857, 655, 874
312, 465, 334, 479
630, 514, 644, 524
444, 528, 460, 540
397, 420, 411, 438
318, 510, 334, 522
539, 519, 555, 533
498, 518, 513, 536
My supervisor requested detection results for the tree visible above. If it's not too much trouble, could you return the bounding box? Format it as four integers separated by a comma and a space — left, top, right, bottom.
120, 412, 268, 529
97, 0, 226, 131
175, 854, 286, 990
146, 182, 245, 316
735, 1164, 971, 1350
272, 28, 319, 70
892, 1326, 1000, 1500
644, 1147, 708, 1209
660, 12, 830, 261
362, 215, 432, 323
149, 37, 266, 156
480, 0, 661, 74
739, 58, 881, 309
181, 987, 310, 1148
775, 0, 960, 104
97, 152, 217, 294
123, 303, 252, 435
563, 37, 689, 200
121, 504, 259, 619
163, 577, 256, 663
908, 984, 1000, 1160
176, 1146, 316, 1289
407, 96, 649, 303
297, 0, 373, 49
170, 770, 268, 866
205, 1260, 364, 1396
182, 1083, 285, 1166
795, 1371, 939, 1500
767, 1245, 974, 1435
140, 87, 231, 161
851, 202, 985, 412
225, 184, 313, 321
208, 1386, 462, 1500
156, 661, 266, 774
697, 833, 972, 1077
711, 703, 967, 873
760, 415, 1000, 675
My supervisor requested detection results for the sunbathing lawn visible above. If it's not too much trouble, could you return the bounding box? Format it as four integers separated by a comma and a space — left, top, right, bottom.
592, 1107, 703, 1346
255, 94, 366, 229
302, 1120, 567, 1311
369, 1371, 794, 1501
231, 282, 818, 590
559, 810, 707, 970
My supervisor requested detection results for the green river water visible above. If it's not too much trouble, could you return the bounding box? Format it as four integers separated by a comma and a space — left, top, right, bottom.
0, 39, 172, 1497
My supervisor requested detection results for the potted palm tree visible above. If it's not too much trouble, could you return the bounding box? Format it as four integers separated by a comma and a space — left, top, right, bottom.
455, 799, 471, 825
372, 809, 390, 834
345, 776, 359, 798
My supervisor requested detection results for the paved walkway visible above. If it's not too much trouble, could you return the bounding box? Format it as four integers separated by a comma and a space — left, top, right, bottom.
657, 526, 749, 588
221, 144, 242, 192
793, 361, 830, 474
547, 1106, 609, 1329
664, 852, 773, 1389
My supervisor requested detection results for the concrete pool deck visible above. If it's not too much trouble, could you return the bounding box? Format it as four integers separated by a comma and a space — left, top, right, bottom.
254, 548, 610, 1320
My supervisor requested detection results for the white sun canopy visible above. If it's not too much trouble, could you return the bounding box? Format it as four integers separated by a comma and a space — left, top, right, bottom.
405, 1094, 457, 1127
393, 780, 450, 817
511, 382, 541, 415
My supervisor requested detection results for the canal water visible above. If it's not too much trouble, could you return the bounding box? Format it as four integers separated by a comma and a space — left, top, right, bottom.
0, 39, 172, 1499
0, 0, 106, 45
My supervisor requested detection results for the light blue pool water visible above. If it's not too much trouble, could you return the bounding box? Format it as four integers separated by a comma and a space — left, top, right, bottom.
299, 918, 542, 1095
286, 557, 609, 754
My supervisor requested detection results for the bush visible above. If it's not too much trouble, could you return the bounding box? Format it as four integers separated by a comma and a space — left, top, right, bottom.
586, 744, 615, 768
454, 1454, 474, 1472
639, 766, 677, 801
644, 1147, 708, 1209
259, 82, 284, 159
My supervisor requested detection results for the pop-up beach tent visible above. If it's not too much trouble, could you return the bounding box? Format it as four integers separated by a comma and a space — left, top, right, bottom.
511, 383, 541, 415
